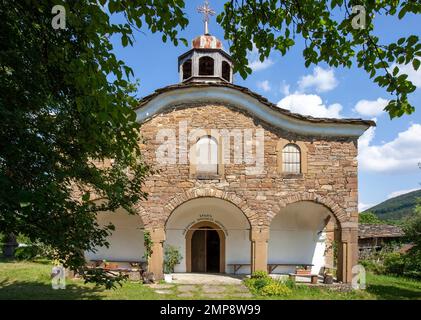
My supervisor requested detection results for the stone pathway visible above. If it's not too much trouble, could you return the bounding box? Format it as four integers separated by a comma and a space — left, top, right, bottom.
147, 282, 253, 299
172, 273, 244, 285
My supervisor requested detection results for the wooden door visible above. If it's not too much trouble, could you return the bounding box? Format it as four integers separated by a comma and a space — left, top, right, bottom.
191, 229, 206, 272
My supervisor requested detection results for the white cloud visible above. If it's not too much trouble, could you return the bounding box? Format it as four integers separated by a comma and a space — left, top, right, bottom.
298, 67, 338, 93
256, 80, 271, 92
358, 125, 376, 149
280, 81, 290, 96
354, 98, 389, 117
358, 123, 421, 173
391, 63, 421, 87
277, 93, 343, 118
387, 188, 420, 199
248, 47, 274, 72
359, 202, 374, 212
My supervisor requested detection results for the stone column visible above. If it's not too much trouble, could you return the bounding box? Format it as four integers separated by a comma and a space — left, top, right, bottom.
250, 227, 269, 273
337, 226, 358, 283
147, 228, 166, 280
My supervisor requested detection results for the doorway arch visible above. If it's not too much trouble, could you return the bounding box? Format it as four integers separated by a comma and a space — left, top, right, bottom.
186, 221, 226, 273
165, 194, 251, 274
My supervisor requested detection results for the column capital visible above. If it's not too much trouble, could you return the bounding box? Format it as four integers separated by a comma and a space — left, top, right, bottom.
340, 227, 358, 243
250, 227, 270, 242
146, 228, 166, 242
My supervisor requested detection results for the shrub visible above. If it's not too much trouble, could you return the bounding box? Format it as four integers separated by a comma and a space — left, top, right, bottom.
14, 246, 38, 260
251, 277, 272, 290
402, 250, 421, 280
360, 259, 385, 274
260, 282, 292, 296
251, 271, 269, 279
283, 277, 296, 289
245, 273, 294, 296
383, 252, 406, 275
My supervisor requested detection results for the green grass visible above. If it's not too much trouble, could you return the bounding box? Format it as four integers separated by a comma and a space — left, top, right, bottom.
0, 259, 420, 300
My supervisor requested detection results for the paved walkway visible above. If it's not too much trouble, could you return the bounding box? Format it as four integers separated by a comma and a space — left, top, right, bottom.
147, 273, 253, 299
172, 273, 245, 284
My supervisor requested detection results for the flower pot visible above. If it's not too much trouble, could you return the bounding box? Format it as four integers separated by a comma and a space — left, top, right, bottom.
296, 269, 311, 275
164, 274, 173, 283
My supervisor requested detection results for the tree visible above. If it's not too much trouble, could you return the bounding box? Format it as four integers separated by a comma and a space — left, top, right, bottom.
1, 0, 419, 287
399, 202, 421, 279
218, 0, 420, 118
359, 211, 382, 224
404, 202, 421, 251
0, 0, 187, 288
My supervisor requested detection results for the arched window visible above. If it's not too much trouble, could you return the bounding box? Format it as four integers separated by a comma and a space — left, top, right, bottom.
282, 144, 301, 173
199, 56, 214, 76
196, 136, 218, 175
222, 61, 230, 81
182, 59, 192, 80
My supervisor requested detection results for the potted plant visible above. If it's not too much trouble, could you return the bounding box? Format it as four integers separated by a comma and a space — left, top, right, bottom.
296, 265, 311, 275
163, 245, 182, 283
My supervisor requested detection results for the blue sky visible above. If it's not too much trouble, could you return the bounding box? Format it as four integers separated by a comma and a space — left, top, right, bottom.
111, 1, 421, 211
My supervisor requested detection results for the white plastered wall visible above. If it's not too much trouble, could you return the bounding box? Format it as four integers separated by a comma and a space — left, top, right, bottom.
268, 201, 330, 274
85, 207, 145, 263
165, 197, 251, 274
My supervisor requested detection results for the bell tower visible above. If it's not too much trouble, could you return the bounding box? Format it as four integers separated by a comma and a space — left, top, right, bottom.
178, 1, 233, 83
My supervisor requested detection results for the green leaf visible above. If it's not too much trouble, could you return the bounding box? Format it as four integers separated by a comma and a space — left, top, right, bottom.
413, 59, 420, 71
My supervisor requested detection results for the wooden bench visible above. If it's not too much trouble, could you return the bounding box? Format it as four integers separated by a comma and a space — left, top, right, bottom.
267, 263, 313, 274
227, 263, 251, 274
88, 260, 147, 271
288, 273, 319, 284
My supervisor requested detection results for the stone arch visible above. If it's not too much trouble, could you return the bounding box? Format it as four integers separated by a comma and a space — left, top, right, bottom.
185, 221, 226, 273
272, 192, 357, 283
164, 187, 258, 227
273, 192, 349, 226
132, 202, 150, 225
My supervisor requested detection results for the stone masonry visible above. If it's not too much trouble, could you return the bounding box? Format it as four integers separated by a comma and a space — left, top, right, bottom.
135, 102, 360, 283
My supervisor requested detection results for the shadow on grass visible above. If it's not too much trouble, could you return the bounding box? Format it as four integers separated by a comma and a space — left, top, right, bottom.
0, 279, 105, 300
366, 283, 421, 300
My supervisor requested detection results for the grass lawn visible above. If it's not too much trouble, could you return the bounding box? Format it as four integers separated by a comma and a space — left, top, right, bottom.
0, 259, 420, 300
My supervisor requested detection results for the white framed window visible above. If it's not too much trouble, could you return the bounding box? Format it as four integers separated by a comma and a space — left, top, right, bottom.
282, 144, 301, 173
196, 136, 218, 175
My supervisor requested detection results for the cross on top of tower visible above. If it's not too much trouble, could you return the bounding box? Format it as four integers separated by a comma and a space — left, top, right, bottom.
197, 0, 215, 35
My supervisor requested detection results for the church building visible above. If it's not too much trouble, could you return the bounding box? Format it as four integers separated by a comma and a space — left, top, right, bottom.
85, 6, 374, 283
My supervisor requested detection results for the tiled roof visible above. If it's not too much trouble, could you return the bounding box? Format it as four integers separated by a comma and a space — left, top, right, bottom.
358, 224, 405, 239
135, 82, 376, 127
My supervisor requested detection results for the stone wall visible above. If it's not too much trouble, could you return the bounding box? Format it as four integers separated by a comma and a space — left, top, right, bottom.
135, 103, 359, 282
137, 103, 359, 228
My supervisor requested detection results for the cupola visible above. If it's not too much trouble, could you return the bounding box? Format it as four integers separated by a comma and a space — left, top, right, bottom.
178, 1, 233, 83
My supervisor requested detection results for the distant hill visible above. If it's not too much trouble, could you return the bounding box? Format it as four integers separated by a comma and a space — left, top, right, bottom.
363, 189, 421, 222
